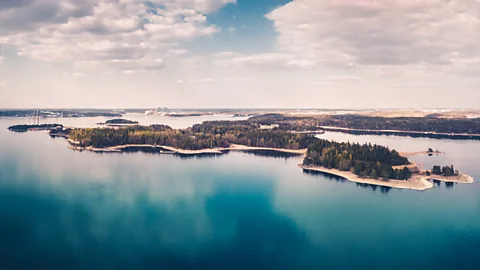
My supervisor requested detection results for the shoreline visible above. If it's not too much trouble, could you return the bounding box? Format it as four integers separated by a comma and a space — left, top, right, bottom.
66, 140, 307, 155
300, 165, 475, 191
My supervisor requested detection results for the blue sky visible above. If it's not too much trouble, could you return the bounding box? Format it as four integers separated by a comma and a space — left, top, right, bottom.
0, 0, 479, 109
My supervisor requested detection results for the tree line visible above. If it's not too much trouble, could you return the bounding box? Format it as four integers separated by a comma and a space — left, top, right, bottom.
249, 114, 480, 135
430, 165, 458, 177
303, 140, 412, 180
68, 123, 317, 150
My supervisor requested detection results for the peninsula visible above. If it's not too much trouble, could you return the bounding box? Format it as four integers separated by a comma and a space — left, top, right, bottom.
301, 140, 473, 190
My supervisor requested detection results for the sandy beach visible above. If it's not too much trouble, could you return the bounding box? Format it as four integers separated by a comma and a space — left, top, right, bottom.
428, 173, 475, 184
300, 165, 475, 191
300, 165, 434, 191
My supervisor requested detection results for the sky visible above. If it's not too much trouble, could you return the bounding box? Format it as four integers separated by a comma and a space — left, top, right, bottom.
0, 0, 479, 109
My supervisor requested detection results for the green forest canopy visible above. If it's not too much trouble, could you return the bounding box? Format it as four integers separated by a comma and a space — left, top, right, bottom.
303, 140, 412, 180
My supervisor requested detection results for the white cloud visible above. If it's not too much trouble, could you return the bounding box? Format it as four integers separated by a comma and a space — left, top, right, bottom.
265, 0, 480, 71
213, 51, 242, 58
181, 56, 204, 67
322, 75, 364, 82
72, 72, 85, 77
168, 49, 189, 56
176, 78, 215, 84
150, 0, 236, 13
0, 0, 234, 72
215, 53, 317, 71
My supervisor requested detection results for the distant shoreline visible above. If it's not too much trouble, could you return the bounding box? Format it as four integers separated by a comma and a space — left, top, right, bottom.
320, 126, 480, 140
300, 165, 474, 191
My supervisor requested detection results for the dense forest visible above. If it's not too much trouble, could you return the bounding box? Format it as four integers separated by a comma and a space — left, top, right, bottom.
303, 140, 412, 180
104, 119, 139, 124
250, 114, 480, 135
69, 122, 317, 150
431, 165, 458, 177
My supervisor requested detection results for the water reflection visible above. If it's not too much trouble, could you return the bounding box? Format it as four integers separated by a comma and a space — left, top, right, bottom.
355, 183, 392, 194
302, 170, 346, 183
237, 150, 302, 159
302, 170, 395, 194
445, 182, 455, 189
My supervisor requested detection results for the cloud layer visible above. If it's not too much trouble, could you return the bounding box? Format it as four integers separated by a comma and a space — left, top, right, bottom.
265, 0, 480, 71
0, 0, 235, 71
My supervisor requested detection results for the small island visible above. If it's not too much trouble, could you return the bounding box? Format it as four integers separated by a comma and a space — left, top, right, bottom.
8, 124, 63, 132
97, 119, 139, 126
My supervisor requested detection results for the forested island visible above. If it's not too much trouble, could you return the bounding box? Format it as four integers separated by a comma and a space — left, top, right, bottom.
68, 121, 317, 150
7, 114, 475, 190
8, 124, 63, 132
98, 119, 139, 125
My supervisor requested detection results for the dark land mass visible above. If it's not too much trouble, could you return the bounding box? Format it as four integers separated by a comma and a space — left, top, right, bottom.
8, 124, 63, 132
249, 114, 480, 139
0, 109, 122, 118
166, 113, 205, 117
7, 115, 476, 184
12, 121, 415, 181
103, 119, 139, 125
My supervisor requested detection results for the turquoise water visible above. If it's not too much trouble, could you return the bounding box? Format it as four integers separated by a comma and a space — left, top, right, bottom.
0, 117, 479, 269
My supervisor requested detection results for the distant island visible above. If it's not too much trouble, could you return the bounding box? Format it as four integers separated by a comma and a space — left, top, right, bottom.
0, 109, 123, 118
98, 119, 139, 125
250, 114, 480, 140
166, 113, 204, 117
7, 114, 475, 191
8, 124, 63, 132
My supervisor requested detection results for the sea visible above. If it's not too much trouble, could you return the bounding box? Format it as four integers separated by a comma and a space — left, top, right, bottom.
0, 115, 479, 269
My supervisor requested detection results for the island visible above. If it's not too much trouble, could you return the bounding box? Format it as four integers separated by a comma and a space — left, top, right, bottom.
0, 109, 123, 118
7, 115, 475, 191
97, 119, 139, 125
8, 124, 63, 132
166, 113, 204, 117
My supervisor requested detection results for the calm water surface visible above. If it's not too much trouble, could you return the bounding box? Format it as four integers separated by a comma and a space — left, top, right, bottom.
0, 117, 479, 269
